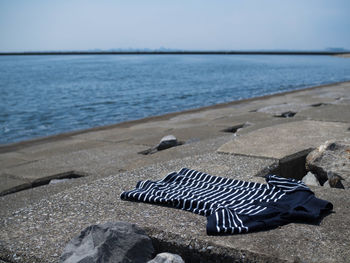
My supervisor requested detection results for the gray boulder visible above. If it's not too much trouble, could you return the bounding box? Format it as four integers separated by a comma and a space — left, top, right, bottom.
306, 140, 350, 189
302, 172, 320, 186
60, 221, 154, 263
148, 253, 184, 263
139, 135, 180, 155
157, 135, 178, 151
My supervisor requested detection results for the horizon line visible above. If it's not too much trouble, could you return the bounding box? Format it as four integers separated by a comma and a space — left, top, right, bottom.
1, 50, 350, 56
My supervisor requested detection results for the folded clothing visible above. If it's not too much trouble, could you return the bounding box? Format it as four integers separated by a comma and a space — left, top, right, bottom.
120, 168, 333, 235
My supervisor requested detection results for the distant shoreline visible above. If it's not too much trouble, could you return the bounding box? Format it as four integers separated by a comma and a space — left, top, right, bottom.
1, 51, 350, 56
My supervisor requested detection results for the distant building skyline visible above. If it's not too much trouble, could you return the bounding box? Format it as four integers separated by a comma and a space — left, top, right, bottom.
1, 0, 350, 52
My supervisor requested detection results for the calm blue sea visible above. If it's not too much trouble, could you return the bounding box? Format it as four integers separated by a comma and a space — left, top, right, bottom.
1, 55, 350, 145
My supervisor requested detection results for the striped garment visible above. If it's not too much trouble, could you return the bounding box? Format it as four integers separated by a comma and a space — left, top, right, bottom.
120, 168, 333, 235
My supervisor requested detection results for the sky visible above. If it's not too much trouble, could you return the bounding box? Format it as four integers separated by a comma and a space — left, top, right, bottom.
0, 0, 350, 52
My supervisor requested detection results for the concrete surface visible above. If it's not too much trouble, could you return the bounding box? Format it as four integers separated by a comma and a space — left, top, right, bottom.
0, 81, 350, 262
217, 120, 349, 159
0, 154, 278, 262
1, 155, 349, 263
296, 104, 350, 122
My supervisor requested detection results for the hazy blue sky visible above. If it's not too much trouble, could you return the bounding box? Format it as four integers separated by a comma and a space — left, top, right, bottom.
1, 0, 349, 52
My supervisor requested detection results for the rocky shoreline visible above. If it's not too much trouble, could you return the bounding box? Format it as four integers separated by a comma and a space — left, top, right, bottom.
1, 81, 350, 262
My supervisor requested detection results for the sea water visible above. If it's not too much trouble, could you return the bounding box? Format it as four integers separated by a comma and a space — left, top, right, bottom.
1, 54, 350, 144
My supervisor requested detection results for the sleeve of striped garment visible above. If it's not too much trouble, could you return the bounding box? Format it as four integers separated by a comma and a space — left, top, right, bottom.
206, 175, 333, 235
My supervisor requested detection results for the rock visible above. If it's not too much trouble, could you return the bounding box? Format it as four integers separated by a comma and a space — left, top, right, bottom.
60, 221, 154, 263
302, 172, 320, 186
157, 135, 178, 151
306, 140, 350, 189
148, 253, 185, 263
138, 135, 180, 155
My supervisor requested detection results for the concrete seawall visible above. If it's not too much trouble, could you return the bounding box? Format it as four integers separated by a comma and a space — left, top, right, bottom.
1, 81, 350, 262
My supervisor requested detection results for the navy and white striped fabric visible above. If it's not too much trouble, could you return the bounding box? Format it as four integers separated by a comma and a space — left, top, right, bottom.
120, 168, 333, 235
